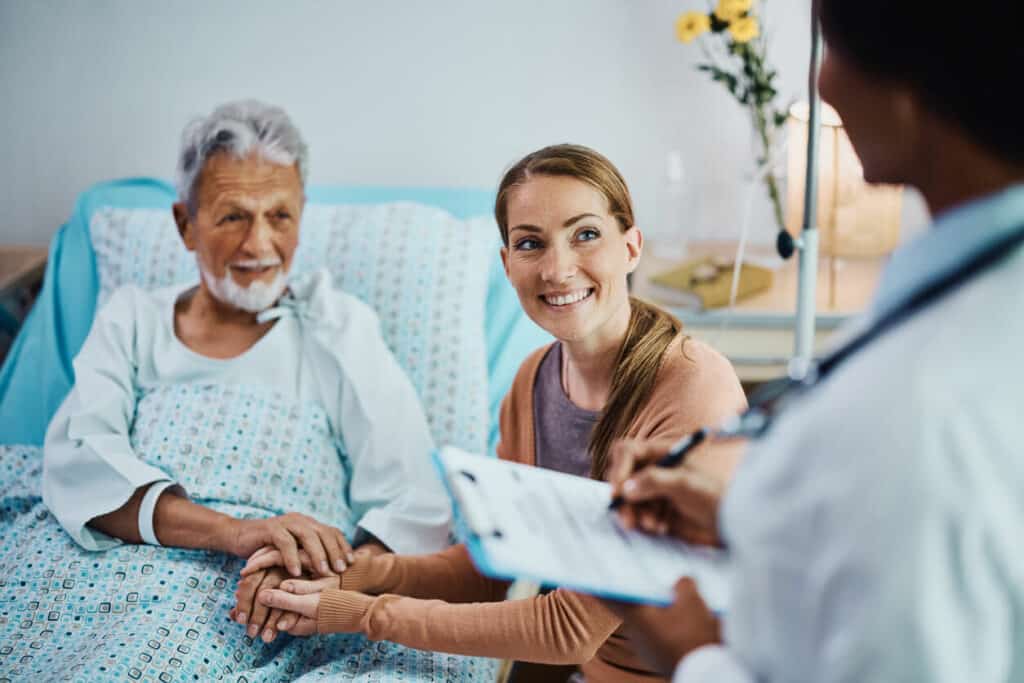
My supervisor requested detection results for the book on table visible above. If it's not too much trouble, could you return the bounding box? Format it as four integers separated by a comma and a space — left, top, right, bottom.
647, 255, 774, 310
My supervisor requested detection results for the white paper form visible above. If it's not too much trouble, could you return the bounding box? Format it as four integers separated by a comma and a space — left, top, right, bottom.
435, 446, 730, 610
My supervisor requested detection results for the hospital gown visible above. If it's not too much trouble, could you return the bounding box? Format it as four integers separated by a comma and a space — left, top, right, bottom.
0, 270, 497, 682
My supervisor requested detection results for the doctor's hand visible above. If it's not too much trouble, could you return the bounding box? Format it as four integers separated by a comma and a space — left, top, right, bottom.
224, 513, 356, 578
604, 577, 721, 677
607, 437, 741, 547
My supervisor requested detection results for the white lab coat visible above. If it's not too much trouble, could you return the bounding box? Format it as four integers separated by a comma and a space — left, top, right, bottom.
676, 186, 1024, 682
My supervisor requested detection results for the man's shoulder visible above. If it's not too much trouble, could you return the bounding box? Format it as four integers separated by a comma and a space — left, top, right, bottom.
99, 282, 182, 324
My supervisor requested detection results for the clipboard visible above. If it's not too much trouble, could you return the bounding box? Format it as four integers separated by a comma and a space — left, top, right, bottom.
432, 446, 730, 610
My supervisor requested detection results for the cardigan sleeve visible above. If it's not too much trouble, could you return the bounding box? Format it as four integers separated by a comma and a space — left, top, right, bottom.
340, 544, 508, 603
318, 585, 621, 665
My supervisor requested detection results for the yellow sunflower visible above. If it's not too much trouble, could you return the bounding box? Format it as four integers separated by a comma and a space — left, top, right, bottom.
728, 15, 760, 43
675, 11, 712, 44
714, 0, 753, 23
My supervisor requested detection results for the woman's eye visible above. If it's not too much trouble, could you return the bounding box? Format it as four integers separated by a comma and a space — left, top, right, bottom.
515, 238, 541, 251
577, 228, 600, 242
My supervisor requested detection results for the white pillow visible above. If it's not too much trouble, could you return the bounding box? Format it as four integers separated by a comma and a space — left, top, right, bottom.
90, 202, 494, 456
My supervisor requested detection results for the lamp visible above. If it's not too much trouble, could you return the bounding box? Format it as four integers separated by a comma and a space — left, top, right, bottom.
785, 100, 903, 308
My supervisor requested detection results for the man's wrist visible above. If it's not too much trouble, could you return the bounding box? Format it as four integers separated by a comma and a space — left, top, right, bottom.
205, 513, 240, 555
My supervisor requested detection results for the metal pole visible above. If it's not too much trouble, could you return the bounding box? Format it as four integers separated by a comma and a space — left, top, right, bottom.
792, 0, 823, 377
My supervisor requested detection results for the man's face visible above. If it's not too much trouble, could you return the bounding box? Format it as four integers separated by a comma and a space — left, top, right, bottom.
818, 46, 917, 186
174, 151, 304, 309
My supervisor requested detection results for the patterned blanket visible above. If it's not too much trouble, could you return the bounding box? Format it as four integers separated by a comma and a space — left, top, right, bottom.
0, 382, 497, 682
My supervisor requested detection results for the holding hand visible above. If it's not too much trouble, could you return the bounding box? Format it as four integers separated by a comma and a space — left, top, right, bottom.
230, 566, 293, 643
225, 513, 356, 577
604, 578, 721, 676
607, 437, 742, 547
256, 578, 340, 637
240, 539, 387, 579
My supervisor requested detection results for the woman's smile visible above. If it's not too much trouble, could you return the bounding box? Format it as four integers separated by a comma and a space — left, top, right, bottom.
540, 287, 595, 309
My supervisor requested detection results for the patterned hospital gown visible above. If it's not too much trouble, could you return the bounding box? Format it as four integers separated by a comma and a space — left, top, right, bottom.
0, 276, 497, 682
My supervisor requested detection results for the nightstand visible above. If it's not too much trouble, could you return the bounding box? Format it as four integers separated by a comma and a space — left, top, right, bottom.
0, 245, 48, 357
632, 241, 886, 385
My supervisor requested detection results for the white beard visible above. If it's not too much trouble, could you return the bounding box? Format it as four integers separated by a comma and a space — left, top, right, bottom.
201, 265, 288, 313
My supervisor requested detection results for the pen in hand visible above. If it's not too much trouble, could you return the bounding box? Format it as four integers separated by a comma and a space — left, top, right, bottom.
608, 428, 707, 510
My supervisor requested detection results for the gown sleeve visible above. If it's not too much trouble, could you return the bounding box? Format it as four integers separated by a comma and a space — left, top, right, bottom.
42, 287, 177, 551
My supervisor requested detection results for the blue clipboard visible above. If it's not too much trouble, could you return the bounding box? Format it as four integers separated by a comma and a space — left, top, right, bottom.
431, 447, 730, 610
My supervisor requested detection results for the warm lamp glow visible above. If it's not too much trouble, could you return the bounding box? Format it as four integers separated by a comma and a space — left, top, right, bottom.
785, 101, 903, 258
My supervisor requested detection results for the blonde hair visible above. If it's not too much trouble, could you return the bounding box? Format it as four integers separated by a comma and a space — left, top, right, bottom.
495, 144, 685, 478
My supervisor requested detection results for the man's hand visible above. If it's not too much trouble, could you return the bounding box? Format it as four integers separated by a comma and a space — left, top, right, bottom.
230, 566, 293, 643
605, 578, 722, 676
607, 437, 742, 546
240, 539, 388, 578
223, 513, 356, 577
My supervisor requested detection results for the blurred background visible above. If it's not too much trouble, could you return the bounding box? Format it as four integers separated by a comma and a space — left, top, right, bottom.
0, 0, 928, 247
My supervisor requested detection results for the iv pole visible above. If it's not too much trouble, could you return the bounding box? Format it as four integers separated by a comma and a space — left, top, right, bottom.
791, 0, 823, 377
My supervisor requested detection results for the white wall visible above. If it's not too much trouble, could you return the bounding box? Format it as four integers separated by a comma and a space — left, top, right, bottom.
0, 0, 928, 247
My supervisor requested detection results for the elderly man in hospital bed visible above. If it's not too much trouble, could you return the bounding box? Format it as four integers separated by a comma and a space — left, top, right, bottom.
0, 100, 487, 681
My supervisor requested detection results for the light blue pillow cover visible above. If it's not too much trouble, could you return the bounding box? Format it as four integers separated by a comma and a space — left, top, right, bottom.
0, 179, 550, 454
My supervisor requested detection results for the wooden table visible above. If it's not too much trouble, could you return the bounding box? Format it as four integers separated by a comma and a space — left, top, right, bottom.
0, 245, 48, 337
632, 241, 886, 384
0, 245, 48, 298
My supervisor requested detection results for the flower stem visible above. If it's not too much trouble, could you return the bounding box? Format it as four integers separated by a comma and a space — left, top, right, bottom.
752, 103, 786, 233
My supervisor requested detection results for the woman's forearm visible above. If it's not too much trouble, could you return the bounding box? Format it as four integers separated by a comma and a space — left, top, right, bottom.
344, 544, 507, 603
319, 588, 620, 665
88, 483, 236, 552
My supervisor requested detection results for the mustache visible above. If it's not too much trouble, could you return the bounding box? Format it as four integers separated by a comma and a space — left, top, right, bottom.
229, 257, 283, 269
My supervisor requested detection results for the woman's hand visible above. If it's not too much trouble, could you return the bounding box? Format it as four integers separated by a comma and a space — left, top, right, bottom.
224, 513, 356, 577
256, 583, 329, 637
603, 577, 721, 676
230, 566, 293, 643
607, 437, 738, 547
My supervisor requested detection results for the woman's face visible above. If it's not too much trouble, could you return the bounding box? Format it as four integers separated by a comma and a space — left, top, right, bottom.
501, 175, 641, 348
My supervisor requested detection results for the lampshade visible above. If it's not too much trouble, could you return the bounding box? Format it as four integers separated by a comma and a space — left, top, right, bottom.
785, 101, 903, 258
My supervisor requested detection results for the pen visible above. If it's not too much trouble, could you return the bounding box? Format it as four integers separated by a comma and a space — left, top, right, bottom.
608, 428, 707, 510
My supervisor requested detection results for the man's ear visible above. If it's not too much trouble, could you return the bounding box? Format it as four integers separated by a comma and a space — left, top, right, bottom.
625, 226, 643, 274
172, 202, 196, 252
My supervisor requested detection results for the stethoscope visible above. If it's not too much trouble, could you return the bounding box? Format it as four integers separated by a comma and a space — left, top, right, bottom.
706, 221, 1024, 444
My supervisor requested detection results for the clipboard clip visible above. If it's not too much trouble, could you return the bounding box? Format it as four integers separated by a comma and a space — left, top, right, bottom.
450, 470, 504, 539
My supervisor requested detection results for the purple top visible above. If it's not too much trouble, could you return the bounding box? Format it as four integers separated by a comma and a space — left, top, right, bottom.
532, 343, 600, 478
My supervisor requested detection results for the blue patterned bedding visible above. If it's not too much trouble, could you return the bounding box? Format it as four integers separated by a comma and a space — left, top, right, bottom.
0, 382, 498, 682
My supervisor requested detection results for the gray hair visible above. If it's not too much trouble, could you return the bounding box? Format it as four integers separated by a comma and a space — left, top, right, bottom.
176, 100, 309, 213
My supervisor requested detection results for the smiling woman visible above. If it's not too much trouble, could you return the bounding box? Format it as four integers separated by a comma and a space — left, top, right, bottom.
494, 145, 732, 480
248, 144, 748, 683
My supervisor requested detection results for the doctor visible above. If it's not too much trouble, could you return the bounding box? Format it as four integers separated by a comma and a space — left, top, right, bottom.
607, 0, 1024, 681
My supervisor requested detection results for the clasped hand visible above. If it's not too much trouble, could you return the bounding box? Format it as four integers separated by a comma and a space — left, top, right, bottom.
225, 512, 354, 643
231, 540, 387, 641
227, 512, 355, 577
